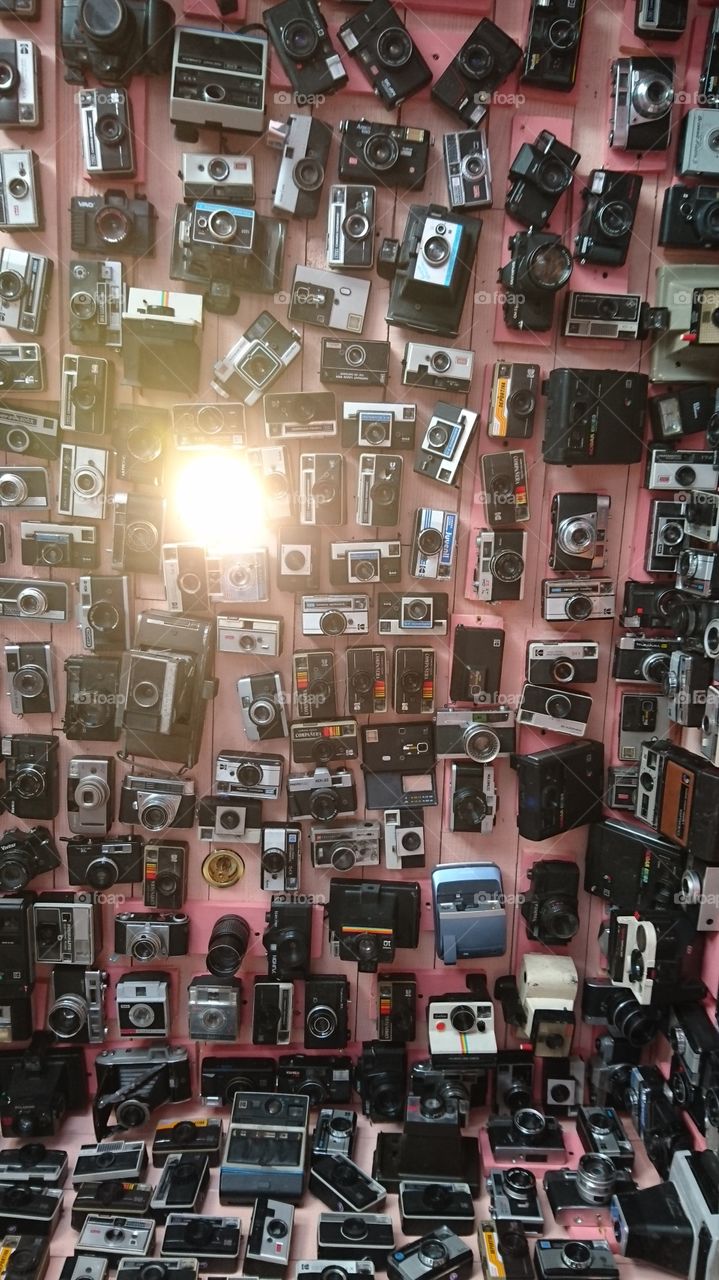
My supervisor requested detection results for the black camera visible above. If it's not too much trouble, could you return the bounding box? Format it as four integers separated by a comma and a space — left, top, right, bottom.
387, 1225, 473, 1280
432, 18, 521, 121
543, 367, 648, 465
581, 979, 662, 1049
354, 1041, 407, 1121
621, 579, 684, 631
0, 1035, 88, 1138
62, 655, 122, 744
659, 182, 719, 249
522, 0, 587, 91
584, 820, 683, 915
499, 230, 573, 332
575, 170, 642, 267
277, 1054, 353, 1106
328, 878, 421, 972
264, 0, 347, 98
263, 900, 312, 981
60, 0, 174, 86
305, 975, 349, 1051
550, 492, 610, 572
487, 1107, 566, 1162
384, 204, 481, 338
338, 0, 431, 109
576, 1105, 634, 1168
521, 861, 580, 945
511, 740, 604, 842
507, 131, 580, 229
338, 119, 430, 192
287, 766, 357, 824
0, 735, 58, 821
66, 835, 142, 891
171, 201, 284, 317
70, 194, 155, 269
0, 826, 59, 893
321, 339, 391, 388
93, 1045, 191, 1140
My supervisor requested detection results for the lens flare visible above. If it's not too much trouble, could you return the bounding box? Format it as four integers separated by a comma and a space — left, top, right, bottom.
173, 454, 268, 550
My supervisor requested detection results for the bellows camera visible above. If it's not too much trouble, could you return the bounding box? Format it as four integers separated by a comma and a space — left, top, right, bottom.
337, 0, 431, 109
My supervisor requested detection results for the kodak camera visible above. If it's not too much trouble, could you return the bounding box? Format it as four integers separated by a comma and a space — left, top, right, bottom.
170, 26, 267, 139
288, 264, 370, 334
68, 259, 123, 349
402, 344, 474, 395
542, 578, 616, 622
321, 339, 390, 387
75, 1214, 155, 1260
252, 979, 293, 1046
291, 720, 358, 766
526, 640, 599, 687
377, 593, 448, 636
645, 500, 686, 573
512, 741, 604, 841
327, 185, 375, 271
311, 822, 380, 873
0, 579, 67, 624
67, 756, 113, 836
0, 344, 43, 392
473, 530, 526, 602
609, 57, 674, 151
57, 443, 108, 522
444, 129, 492, 211
114, 912, 189, 964
0, 466, 47, 510
0, 39, 40, 127
60, 357, 112, 435
342, 401, 416, 450
0, 247, 51, 335
143, 843, 188, 911
33, 890, 100, 966
517, 684, 591, 736
357, 453, 401, 527
347, 648, 387, 716
302, 593, 369, 636
152, 1118, 223, 1169
386, 1226, 473, 1280
181, 152, 254, 204
245, 1196, 294, 1278
677, 107, 719, 179
337, 0, 431, 109
237, 673, 289, 742
394, 648, 435, 715
481, 450, 530, 527
0, 147, 41, 230
287, 766, 357, 824
432, 18, 521, 118
264, 392, 336, 441
23, 522, 97, 571
77, 88, 135, 177
330, 542, 401, 588
217, 616, 281, 658
0, 405, 57, 458
338, 118, 430, 191
488, 361, 540, 440
293, 651, 337, 722
300, 453, 345, 528
216, 750, 283, 803
575, 170, 642, 267
384, 203, 480, 338
116, 972, 170, 1038
410, 509, 457, 581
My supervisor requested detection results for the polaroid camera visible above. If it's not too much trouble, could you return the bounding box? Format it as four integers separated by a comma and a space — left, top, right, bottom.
431, 863, 506, 963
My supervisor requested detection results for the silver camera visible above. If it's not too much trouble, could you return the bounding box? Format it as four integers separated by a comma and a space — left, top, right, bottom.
77, 574, 130, 653
517, 683, 592, 736
300, 452, 345, 527
384, 808, 425, 870
549, 493, 610, 572
444, 129, 492, 209
329, 540, 402, 587
288, 264, 370, 334
237, 672, 289, 742
310, 821, 381, 872
68, 260, 123, 349
0, 577, 67, 623
678, 107, 719, 179
415, 403, 478, 485
0, 465, 47, 508
172, 401, 246, 450
270, 114, 332, 219
609, 56, 674, 151
197, 795, 261, 844
181, 152, 255, 204
0, 39, 40, 127
402, 343, 474, 395
542, 577, 616, 622
327, 184, 375, 270
116, 971, 170, 1039
526, 640, 599, 686
435, 707, 516, 762
410, 508, 458, 580
563, 291, 646, 341
357, 453, 402, 527
5, 641, 54, 715
263, 392, 337, 442
67, 756, 113, 836
247, 447, 293, 521
0, 245, 51, 335
301, 594, 369, 637
33, 891, 100, 966
0, 147, 41, 229
0, 342, 43, 391
215, 750, 283, 802
76, 1214, 155, 1260
188, 975, 242, 1042
57, 444, 108, 520
217, 615, 282, 657
245, 1195, 294, 1276
645, 499, 686, 572
211, 311, 302, 407
114, 912, 190, 964
645, 448, 719, 492
260, 825, 300, 893
47, 966, 107, 1044
219, 549, 270, 603
60, 355, 112, 434
377, 592, 449, 636
118, 774, 196, 835
170, 26, 268, 138
77, 88, 135, 177
162, 544, 217, 615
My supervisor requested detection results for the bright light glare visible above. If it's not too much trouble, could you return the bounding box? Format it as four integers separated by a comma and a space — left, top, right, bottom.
173, 454, 268, 550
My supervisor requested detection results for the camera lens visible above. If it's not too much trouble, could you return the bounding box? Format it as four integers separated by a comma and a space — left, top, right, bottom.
206, 914, 250, 977
5, 427, 30, 453
72, 465, 103, 497
551, 659, 575, 683
281, 17, 319, 60
370, 481, 395, 509
293, 156, 325, 192
491, 549, 524, 583
131, 933, 162, 962
0, 61, 18, 94
86, 857, 119, 889
249, 698, 276, 728
207, 157, 230, 182
207, 208, 238, 242
237, 762, 262, 788
241, 349, 278, 388
463, 725, 500, 763
545, 693, 572, 719
0, 473, 27, 505
458, 41, 493, 81
320, 610, 347, 636
307, 1005, 338, 1040
405, 598, 429, 621
362, 417, 388, 445
77, 776, 111, 811
132, 679, 160, 709
284, 549, 307, 572
17, 587, 48, 617
417, 1242, 447, 1269
87, 601, 120, 633
377, 26, 413, 67
0, 856, 30, 891
597, 199, 633, 239
344, 344, 367, 367
505, 1167, 535, 1193
330, 843, 356, 871
417, 527, 444, 555
678, 549, 698, 581
80, 0, 129, 43
453, 785, 488, 828
344, 211, 370, 241
429, 350, 452, 374
560, 1242, 593, 1271
525, 241, 573, 291
321, 1269, 349, 1280
513, 1107, 546, 1140
422, 234, 450, 266
0, 270, 24, 301
565, 593, 593, 621
538, 895, 579, 941
462, 151, 487, 181
116, 1099, 150, 1129
70, 290, 97, 321
95, 112, 127, 146
449, 1004, 476, 1034
94, 205, 131, 245
548, 17, 579, 48
341, 1218, 368, 1241
48, 994, 88, 1039
352, 558, 376, 582
363, 132, 400, 172
632, 72, 673, 118
310, 788, 339, 822
12, 767, 43, 799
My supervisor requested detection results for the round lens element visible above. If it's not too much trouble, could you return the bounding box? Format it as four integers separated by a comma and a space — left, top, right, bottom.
0, 270, 24, 301
417, 527, 444, 555
293, 157, 325, 192
430, 350, 451, 373
364, 133, 399, 172
95, 205, 131, 245
597, 199, 633, 239
320, 610, 347, 636
491, 550, 524, 583
96, 112, 126, 146
377, 26, 413, 68
458, 42, 493, 81
549, 17, 579, 48
80, 0, 128, 41
207, 209, 238, 242
282, 18, 319, 60
526, 242, 573, 291
561, 1242, 593, 1271
423, 234, 450, 266
633, 73, 674, 118
0, 61, 18, 94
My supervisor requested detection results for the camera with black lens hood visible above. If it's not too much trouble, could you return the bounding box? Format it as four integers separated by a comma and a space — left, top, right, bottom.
521, 861, 580, 946
506, 131, 580, 229
59, 0, 174, 86
575, 170, 642, 267
339, 119, 430, 192
432, 18, 522, 121
609, 57, 674, 152
499, 230, 573, 332
93, 1044, 191, 1140
70, 190, 155, 258
338, 0, 431, 109
264, 0, 347, 98
0, 1035, 88, 1139
384, 204, 481, 338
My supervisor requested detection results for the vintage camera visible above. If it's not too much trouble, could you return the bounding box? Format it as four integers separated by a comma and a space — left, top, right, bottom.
321, 339, 390, 388
610, 57, 674, 151
121, 287, 204, 397
542, 577, 615, 622
161, 1212, 241, 1264
114, 912, 189, 964
384, 204, 480, 338
427, 987, 496, 1065
302, 594, 369, 636
684, 489, 719, 543
245, 1196, 294, 1278
522, 0, 586, 89
264, 0, 346, 97
337, 0, 431, 108
0, 1038, 87, 1139
665, 649, 713, 727
0, 148, 41, 230
493, 1050, 535, 1118
5, 642, 54, 716
293, 652, 337, 724
77, 575, 130, 654
277, 528, 321, 594
252, 979, 293, 1047
564, 291, 661, 341
67, 835, 142, 890
645, 447, 719, 492
649, 385, 719, 445
393, 648, 435, 715
618, 693, 670, 760
701, 7, 719, 106
0, 826, 59, 892
362, 720, 435, 774
218, 550, 270, 605
575, 170, 642, 267
481, 451, 530, 527
67, 756, 113, 837
488, 361, 540, 441
310, 822, 380, 873
0, 1145, 67, 1187
0, 406, 57, 460
487, 1107, 567, 1162
606, 909, 697, 1005
114, 491, 165, 570
612, 1148, 719, 1277
309, 1153, 386, 1215
60, 0, 173, 86
327, 185, 375, 271
247, 448, 290, 521
635, 0, 687, 37
75, 1213, 155, 1259
116, 972, 170, 1038
237, 673, 288, 743
114, 405, 168, 489
432, 863, 505, 963
150, 1151, 210, 1221
170, 25, 267, 139
317, 1212, 393, 1271
217, 616, 281, 658
701, 684, 719, 766
659, 183, 719, 250
0, 247, 51, 336
377, 593, 449, 637
0, 1186, 62, 1237
512, 740, 604, 841
444, 130, 492, 211
69, 190, 155, 259
312, 1110, 357, 1159
162, 544, 216, 616
182, 153, 254, 208
68, 260, 123, 349
518, 683, 591, 737
606, 766, 639, 812
487, 1169, 543, 1233
291, 720, 358, 766
328, 878, 420, 972
221, 1090, 309, 1204
263, 901, 312, 981
342, 401, 416, 451
276, 1054, 352, 1106
526, 640, 598, 687
173, 401, 246, 452
287, 766, 357, 824
63, 655, 121, 743
77, 88, 135, 177
409, 509, 457, 583
119, 774, 195, 836
0, 39, 40, 127
299, 453, 344, 528
197, 796, 261, 846
216, 750, 283, 804
142, 843, 188, 911
399, 1183, 474, 1238
152, 1118, 223, 1170
645, 500, 686, 574
1, 735, 58, 821
200, 1057, 276, 1108
47, 966, 106, 1045
57, 443, 108, 522
499, 230, 573, 332
357, 453, 401, 527
521, 861, 580, 945
212, 312, 301, 408
433, 17, 521, 120
576, 1106, 634, 1169
171, 200, 284, 315
32, 891, 100, 966
386, 1226, 473, 1280
678, 108, 719, 180
60, 358, 112, 436
267, 114, 332, 215
506, 131, 580, 229
621, 579, 685, 632
403, 345, 474, 396
473, 530, 527, 603
534, 1240, 618, 1279
676, 544, 719, 596
264, 393, 336, 443
288, 264, 370, 335
448, 764, 497, 834
384, 811, 424, 873
0, 344, 43, 392
374, 973, 417, 1043
347, 648, 387, 717
0, 894, 35, 996
338, 119, 430, 191
0, 578, 67, 625
304, 975, 349, 1051
21, 521, 99, 573
93, 1044, 191, 1140
330, 541, 401, 588
0, 467, 47, 510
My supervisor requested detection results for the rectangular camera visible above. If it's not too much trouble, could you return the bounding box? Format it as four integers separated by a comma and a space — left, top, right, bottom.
162, 544, 215, 616
415, 404, 477, 487
62, 655, 121, 743
277, 527, 320, 594
0, 404, 57, 460
143, 843, 188, 911
73, 1186, 153, 1233
116, 972, 170, 1038
252, 979, 293, 1047
448, 763, 497, 834
610, 56, 674, 151
394, 648, 435, 715
310, 821, 380, 873
0, 342, 43, 391
575, 170, 642, 267
122, 287, 204, 397
216, 750, 283, 802
321, 339, 390, 387
21, 520, 98, 571
523, 0, 586, 89
542, 578, 616, 622
114, 912, 189, 964
221, 1091, 309, 1204
66, 835, 142, 890
67, 756, 113, 836
309, 1152, 386, 1214
512, 740, 605, 841
70, 190, 155, 259
0, 38, 39, 127
612, 636, 679, 684
506, 130, 580, 228
245, 1195, 294, 1278
288, 265, 370, 335
635, 0, 687, 38
188, 976, 241, 1043
161, 1212, 240, 1264
287, 766, 357, 824
550, 493, 610, 572
61, 354, 113, 434
347, 647, 387, 716
170, 26, 267, 136
337, 0, 430, 108
377, 593, 448, 636
481, 450, 530, 527
302, 594, 369, 637
290, 720, 359, 765
237, 673, 288, 742
444, 129, 492, 210
385, 204, 480, 338
172, 400, 246, 450
659, 182, 719, 250
58, 443, 108, 521
526, 640, 599, 687
153, 1119, 224, 1170
518, 683, 592, 737
327, 185, 375, 271
543, 368, 648, 466
318, 1211, 394, 1266
265, 0, 346, 96
606, 765, 639, 812
260, 827, 300, 893
293, 651, 338, 722
684, 489, 719, 543
1, 733, 58, 820
5, 641, 54, 716
432, 17, 520, 119
300, 453, 344, 527
111, 493, 164, 576
678, 107, 719, 179
384, 810, 424, 872
645, 500, 686, 573
0, 147, 41, 229
77, 575, 130, 653
304, 975, 349, 1051
576, 1106, 634, 1168
399, 1182, 474, 1237
217, 615, 281, 658
182, 152, 254, 205
488, 361, 540, 440
114, 404, 167, 488
342, 401, 416, 451
646, 447, 719, 492
196, 795, 261, 845
563, 291, 650, 341
357, 453, 402, 527
77, 87, 134, 174
312, 1110, 357, 1159
76, 1214, 155, 1259
329, 542, 401, 588
212, 311, 301, 407
0, 247, 51, 335
247, 448, 293, 523
402, 343, 474, 395
487, 1167, 542, 1230
269, 114, 332, 221
263, 392, 336, 441
219, 550, 270, 604
0, 578, 67, 624
361, 722, 435, 774
338, 118, 430, 190
534, 1239, 617, 1279
68, 259, 123, 348
472, 530, 526, 603
47, 967, 106, 1046
32, 891, 100, 966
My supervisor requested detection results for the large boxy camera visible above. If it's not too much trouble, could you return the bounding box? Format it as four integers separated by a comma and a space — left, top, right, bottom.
522, 0, 586, 91
432, 18, 521, 122
432, 863, 505, 961
609, 57, 674, 152
0, 39, 40, 128
507, 131, 580, 229
170, 26, 267, 140
93, 1045, 191, 1140
338, 0, 431, 109
0, 247, 51, 336
339, 119, 430, 192
60, 0, 174, 86
612, 1148, 718, 1280
62, 655, 122, 744
543, 367, 648, 465
512, 740, 604, 841
499, 230, 573, 332
575, 170, 642, 267
1, 734, 58, 821
269, 115, 331, 221
328, 878, 420, 972
264, 0, 346, 98
0, 1037, 88, 1139
384, 204, 480, 338
221, 1090, 309, 1204
212, 312, 301, 408
171, 200, 284, 316
70, 189, 155, 258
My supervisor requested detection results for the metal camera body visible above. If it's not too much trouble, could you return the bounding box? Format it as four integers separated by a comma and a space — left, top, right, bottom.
337, 0, 431, 110
114, 911, 190, 964
119, 773, 195, 836
188, 975, 242, 1043
473, 529, 526, 602
310, 822, 380, 873
384, 203, 481, 338
46, 965, 106, 1044
444, 130, 492, 211
170, 26, 268, 138
5, 641, 54, 715
327, 184, 375, 270
0, 246, 51, 335
211, 311, 302, 408
550, 493, 610, 572
609, 56, 674, 151
0, 39, 40, 129
0, 147, 41, 230
67, 755, 113, 836
77, 88, 135, 177
115, 971, 170, 1039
